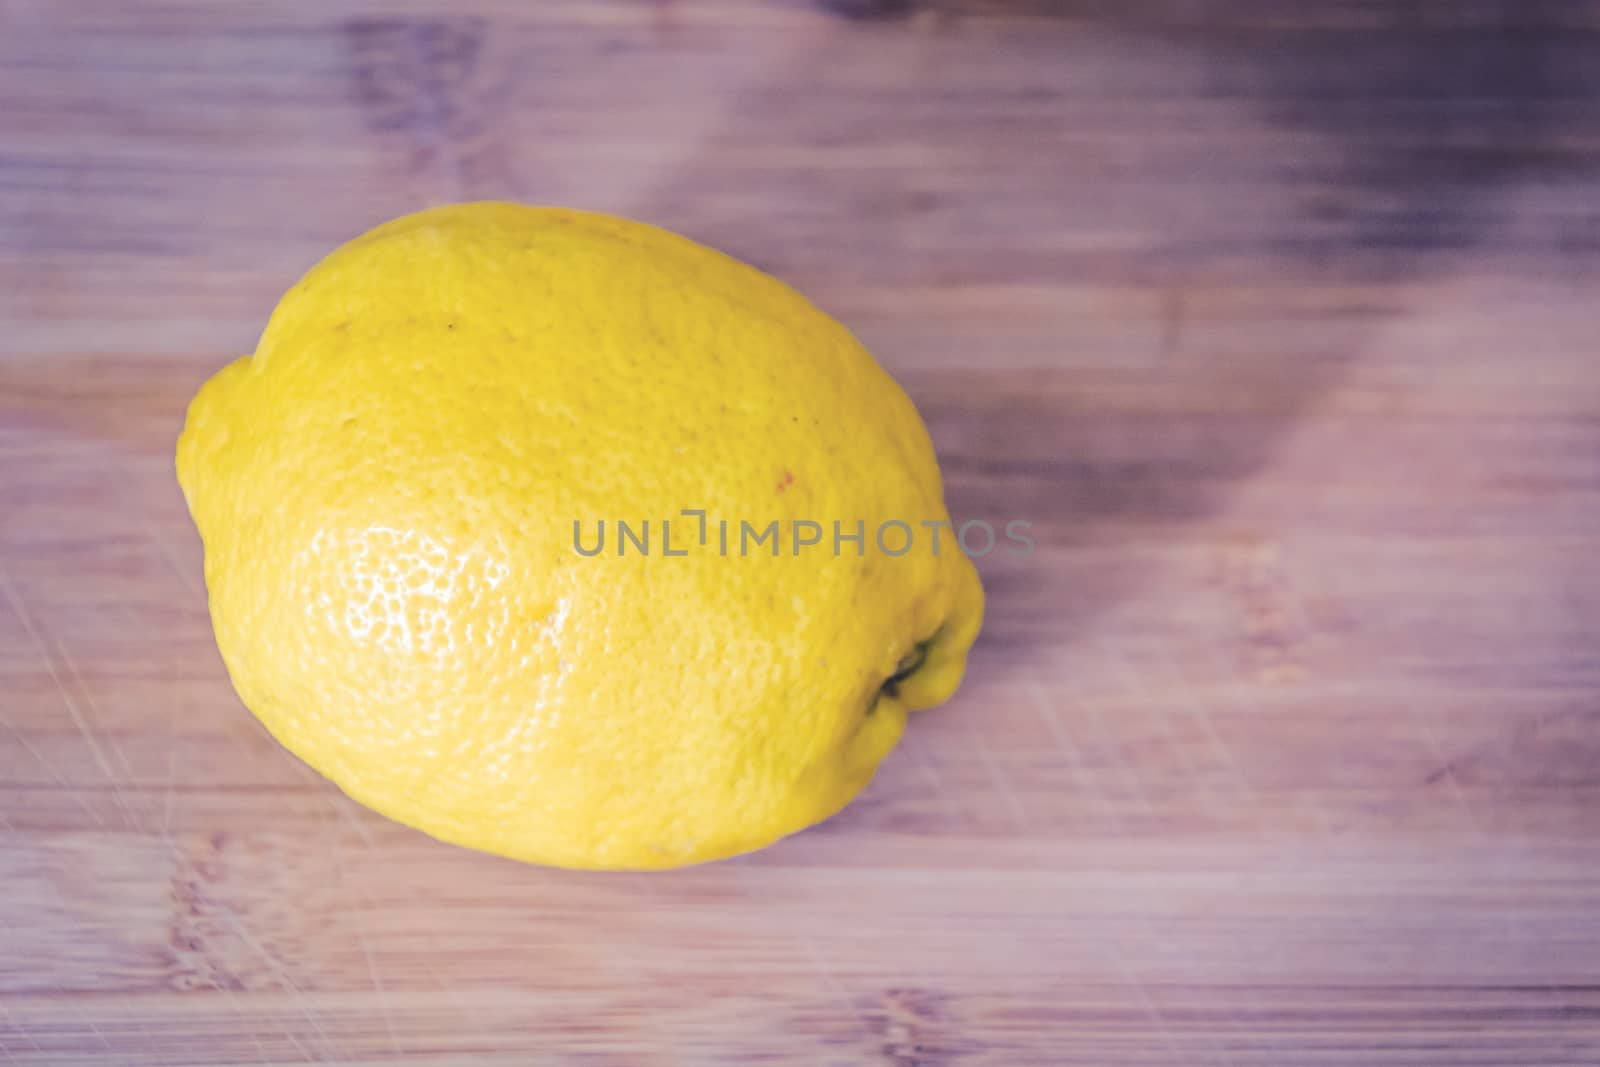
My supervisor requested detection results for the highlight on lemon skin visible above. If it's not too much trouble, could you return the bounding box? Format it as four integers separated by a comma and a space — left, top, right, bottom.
176, 201, 985, 870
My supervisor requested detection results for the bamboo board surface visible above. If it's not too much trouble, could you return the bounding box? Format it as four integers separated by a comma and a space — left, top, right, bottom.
2, 2, 1599, 1063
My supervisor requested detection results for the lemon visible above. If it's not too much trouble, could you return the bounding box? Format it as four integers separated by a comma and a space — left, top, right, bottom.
176, 202, 983, 869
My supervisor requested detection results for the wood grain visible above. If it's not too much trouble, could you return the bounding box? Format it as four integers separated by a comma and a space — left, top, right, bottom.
3, 1, 1599, 1063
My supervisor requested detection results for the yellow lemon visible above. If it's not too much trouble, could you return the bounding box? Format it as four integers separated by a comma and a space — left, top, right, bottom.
176, 202, 983, 869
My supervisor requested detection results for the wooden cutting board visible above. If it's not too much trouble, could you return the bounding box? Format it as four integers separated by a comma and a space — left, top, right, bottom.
3, 2, 1598, 1063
